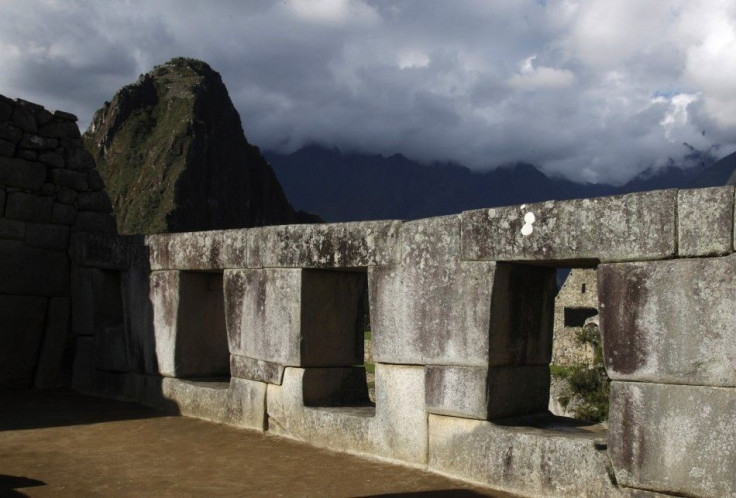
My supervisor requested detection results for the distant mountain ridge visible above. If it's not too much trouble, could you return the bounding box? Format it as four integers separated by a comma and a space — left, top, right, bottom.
266, 145, 729, 223
84, 57, 318, 234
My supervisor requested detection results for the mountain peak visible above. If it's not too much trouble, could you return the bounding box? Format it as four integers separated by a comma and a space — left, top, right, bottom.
84, 57, 318, 234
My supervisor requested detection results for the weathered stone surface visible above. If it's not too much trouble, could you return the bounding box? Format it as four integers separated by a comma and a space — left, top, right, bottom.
425, 365, 550, 420
40, 181, 61, 196
428, 414, 615, 497
154, 377, 267, 430
0, 100, 11, 121
462, 189, 677, 263
225, 268, 365, 366
677, 186, 734, 257
34, 297, 74, 389
38, 150, 65, 168
71, 336, 95, 389
0, 295, 47, 388
50, 168, 87, 190
51, 202, 77, 225
57, 187, 77, 205
5, 191, 53, 222
0, 217, 26, 240
36, 108, 53, 126
0, 188, 4, 216
17, 149, 37, 160
599, 255, 736, 386
71, 265, 123, 336
65, 145, 95, 170
267, 364, 427, 464
121, 252, 157, 374
76, 190, 112, 212
248, 220, 401, 269
150, 270, 229, 378
371, 216, 496, 365
230, 354, 285, 384
38, 120, 80, 138
25, 222, 70, 250
20, 133, 57, 150
0, 157, 46, 190
0, 138, 15, 157
12, 106, 37, 133
54, 110, 78, 122
72, 211, 117, 233
0, 121, 22, 142
609, 381, 736, 497
95, 324, 130, 372
68, 232, 130, 270
0, 240, 69, 295
146, 229, 247, 271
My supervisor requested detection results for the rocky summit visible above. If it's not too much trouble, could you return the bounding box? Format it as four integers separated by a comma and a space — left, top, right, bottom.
83, 58, 318, 234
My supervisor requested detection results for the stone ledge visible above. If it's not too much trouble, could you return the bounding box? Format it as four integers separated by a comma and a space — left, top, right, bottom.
247, 220, 402, 269
677, 186, 734, 257
461, 189, 677, 264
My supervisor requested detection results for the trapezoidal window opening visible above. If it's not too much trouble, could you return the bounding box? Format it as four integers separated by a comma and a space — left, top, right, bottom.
300, 268, 374, 413
174, 270, 230, 383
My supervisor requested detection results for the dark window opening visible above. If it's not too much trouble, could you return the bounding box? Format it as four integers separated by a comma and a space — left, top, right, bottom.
175, 271, 230, 382
581, 283, 586, 293
300, 269, 374, 412
564, 307, 598, 328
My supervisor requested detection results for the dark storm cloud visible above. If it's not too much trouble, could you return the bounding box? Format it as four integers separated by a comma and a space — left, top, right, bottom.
1, 0, 734, 184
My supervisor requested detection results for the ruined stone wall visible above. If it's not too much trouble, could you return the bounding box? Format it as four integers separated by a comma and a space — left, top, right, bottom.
0, 95, 115, 389
552, 268, 599, 365
71, 185, 736, 497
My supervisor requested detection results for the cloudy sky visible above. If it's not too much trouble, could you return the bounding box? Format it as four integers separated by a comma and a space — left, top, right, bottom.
1, 0, 735, 184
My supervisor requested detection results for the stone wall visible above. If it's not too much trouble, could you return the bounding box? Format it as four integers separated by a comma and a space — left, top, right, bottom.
69, 185, 736, 497
552, 268, 598, 365
0, 95, 115, 389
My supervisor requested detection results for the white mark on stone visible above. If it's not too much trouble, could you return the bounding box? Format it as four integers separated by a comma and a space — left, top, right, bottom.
521, 211, 535, 236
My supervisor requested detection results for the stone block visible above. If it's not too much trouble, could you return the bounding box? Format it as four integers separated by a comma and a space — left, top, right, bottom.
53, 110, 78, 122
150, 270, 229, 378
38, 120, 80, 139
677, 186, 734, 257
5, 191, 53, 222
72, 211, 117, 233
64, 145, 95, 170
76, 190, 111, 212
40, 182, 61, 196
68, 232, 130, 270
17, 150, 36, 160
599, 255, 736, 386
36, 108, 53, 126
71, 265, 124, 336
0, 138, 15, 157
157, 377, 267, 430
12, 106, 37, 133
34, 297, 74, 389
71, 335, 95, 389
0, 122, 22, 142
372, 216, 555, 366
0, 157, 47, 190
609, 381, 736, 497
267, 364, 427, 464
0, 239, 69, 295
0, 188, 4, 216
428, 414, 615, 497
121, 256, 157, 374
37, 151, 65, 168
57, 187, 77, 205
95, 324, 130, 372
462, 189, 677, 263
248, 220, 401, 269
51, 202, 76, 225
425, 365, 550, 420
371, 216, 496, 365
25, 222, 70, 250
50, 168, 87, 190
0, 217, 25, 240
225, 268, 365, 367
20, 133, 57, 150
0, 295, 47, 388
230, 354, 284, 384
146, 229, 247, 271
0, 100, 11, 121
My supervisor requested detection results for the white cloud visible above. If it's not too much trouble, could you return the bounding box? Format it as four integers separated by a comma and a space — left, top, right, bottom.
0, 0, 733, 184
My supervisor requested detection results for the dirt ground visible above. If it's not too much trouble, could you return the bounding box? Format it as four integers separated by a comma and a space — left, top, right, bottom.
0, 389, 510, 497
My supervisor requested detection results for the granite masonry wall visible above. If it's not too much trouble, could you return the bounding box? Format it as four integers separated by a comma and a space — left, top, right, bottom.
3, 97, 734, 497
0, 95, 115, 389
68, 186, 736, 497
